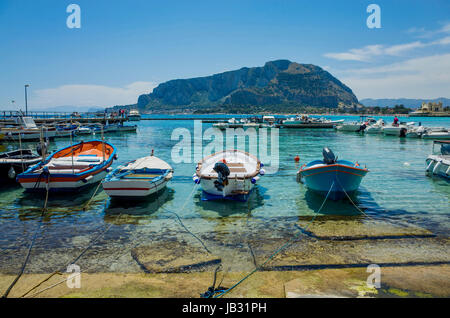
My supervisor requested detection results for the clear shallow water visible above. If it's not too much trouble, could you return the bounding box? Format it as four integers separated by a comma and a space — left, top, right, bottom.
0, 115, 448, 273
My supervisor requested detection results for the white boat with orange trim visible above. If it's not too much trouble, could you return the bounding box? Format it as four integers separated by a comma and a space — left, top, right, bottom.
193, 149, 264, 201
102, 153, 173, 199
17, 140, 117, 193
297, 147, 369, 200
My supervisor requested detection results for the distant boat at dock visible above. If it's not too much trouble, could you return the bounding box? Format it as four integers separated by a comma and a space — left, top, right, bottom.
128, 110, 141, 121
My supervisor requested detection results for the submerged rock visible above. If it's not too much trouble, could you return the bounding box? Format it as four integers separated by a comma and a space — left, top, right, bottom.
298, 219, 434, 240
131, 241, 221, 273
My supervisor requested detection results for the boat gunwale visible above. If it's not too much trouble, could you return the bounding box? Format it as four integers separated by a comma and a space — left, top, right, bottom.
17, 140, 116, 181
196, 149, 261, 180
299, 162, 369, 174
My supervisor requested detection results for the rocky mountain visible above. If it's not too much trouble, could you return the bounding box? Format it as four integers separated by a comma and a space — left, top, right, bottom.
360, 98, 450, 108
136, 60, 358, 112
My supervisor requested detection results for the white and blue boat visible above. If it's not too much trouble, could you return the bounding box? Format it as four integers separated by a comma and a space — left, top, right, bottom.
102, 154, 173, 199
297, 148, 369, 200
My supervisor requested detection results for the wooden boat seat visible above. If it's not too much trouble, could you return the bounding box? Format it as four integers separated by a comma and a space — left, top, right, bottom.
229, 168, 247, 173
226, 162, 244, 167
210, 167, 247, 174
123, 173, 161, 179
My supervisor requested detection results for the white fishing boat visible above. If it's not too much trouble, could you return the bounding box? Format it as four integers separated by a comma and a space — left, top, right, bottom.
0, 149, 42, 181
117, 124, 137, 132
1, 116, 57, 141
405, 126, 426, 138
213, 122, 228, 129
193, 149, 264, 201
335, 116, 375, 132
243, 122, 261, 129
128, 109, 141, 121
335, 122, 362, 132
102, 154, 173, 198
425, 140, 450, 180
422, 129, 450, 140
365, 119, 385, 134
383, 122, 415, 136
76, 126, 93, 135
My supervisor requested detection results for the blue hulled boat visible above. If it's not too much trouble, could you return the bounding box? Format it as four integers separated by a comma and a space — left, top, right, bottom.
297, 148, 369, 200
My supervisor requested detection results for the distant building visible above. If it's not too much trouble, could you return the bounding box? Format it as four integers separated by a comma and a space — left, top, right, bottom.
410, 101, 449, 117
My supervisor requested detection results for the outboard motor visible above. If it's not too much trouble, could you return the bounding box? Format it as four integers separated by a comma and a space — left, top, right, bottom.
400, 127, 407, 137
356, 123, 367, 133
322, 147, 337, 165
213, 162, 230, 191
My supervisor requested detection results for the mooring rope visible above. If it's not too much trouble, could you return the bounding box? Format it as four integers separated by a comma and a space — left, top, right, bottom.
23, 183, 201, 297
211, 181, 335, 298
2, 174, 50, 298
160, 182, 211, 253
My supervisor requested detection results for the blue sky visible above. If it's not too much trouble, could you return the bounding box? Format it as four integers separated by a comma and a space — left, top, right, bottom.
0, 0, 449, 110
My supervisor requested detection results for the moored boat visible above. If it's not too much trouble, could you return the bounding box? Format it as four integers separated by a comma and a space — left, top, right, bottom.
128, 109, 141, 121
0, 149, 42, 181
102, 154, 173, 198
425, 140, 450, 179
194, 149, 264, 201
422, 129, 450, 140
297, 147, 369, 200
17, 140, 117, 193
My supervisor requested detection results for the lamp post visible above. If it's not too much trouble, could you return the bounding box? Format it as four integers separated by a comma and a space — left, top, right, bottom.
24, 84, 30, 115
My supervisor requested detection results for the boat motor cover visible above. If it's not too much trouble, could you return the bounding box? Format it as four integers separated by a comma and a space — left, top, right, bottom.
213, 162, 230, 191
323, 147, 337, 164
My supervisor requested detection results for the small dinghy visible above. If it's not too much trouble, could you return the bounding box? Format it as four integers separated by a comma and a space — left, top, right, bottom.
0, 149, 42, 181
297, 148, 369, 200
194, 149, 264, 201
17, 140, 116, 193
102, 153, 173, 198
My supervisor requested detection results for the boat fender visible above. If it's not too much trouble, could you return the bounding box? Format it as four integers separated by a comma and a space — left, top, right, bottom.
82, 175, 93, 183
251, 176, 260, 184
7, 166, 16, 180
259, 168, 265, 176
193, 175, 200, 184
426, 160, 434, 172
113, 154, 118, 160
432, 161, 441, 174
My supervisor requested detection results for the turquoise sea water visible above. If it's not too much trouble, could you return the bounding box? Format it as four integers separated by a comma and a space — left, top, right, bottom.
0, 115, 448, 273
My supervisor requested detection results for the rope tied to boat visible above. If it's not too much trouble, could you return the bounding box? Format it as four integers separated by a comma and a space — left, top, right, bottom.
211, 181, 335, 298
1, 173, 50, 298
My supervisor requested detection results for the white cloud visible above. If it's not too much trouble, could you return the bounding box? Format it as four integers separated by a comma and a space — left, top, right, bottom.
324, 34, 450, 62
30, 81, 158, 108
407, 22, 450, 38
338, 54, 450, 99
